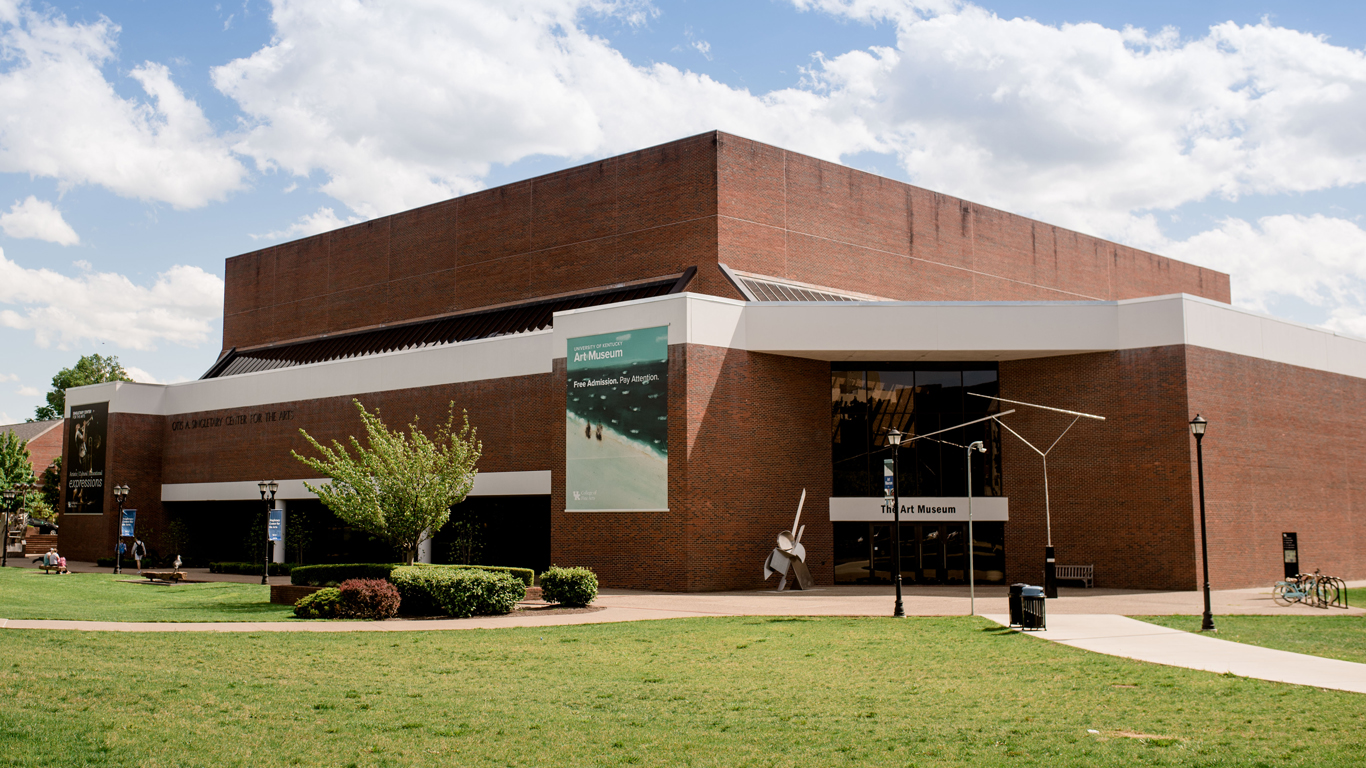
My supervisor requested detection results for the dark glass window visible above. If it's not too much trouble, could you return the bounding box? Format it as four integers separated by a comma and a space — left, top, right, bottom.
832, 364, 1002, 497
833, 521, 1006, 585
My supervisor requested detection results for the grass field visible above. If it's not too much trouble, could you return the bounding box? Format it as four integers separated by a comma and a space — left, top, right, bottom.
0, 567, 293, 623
1139, 614, 1366, 665
4, 617, 1364, 767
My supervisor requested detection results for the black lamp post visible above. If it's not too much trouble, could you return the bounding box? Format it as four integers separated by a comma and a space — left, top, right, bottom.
259, 480, 278, 585
886, 428, 905, 618
1, 487, 17, 568
112, 484, 130, 574
1190, 415, 1215, 633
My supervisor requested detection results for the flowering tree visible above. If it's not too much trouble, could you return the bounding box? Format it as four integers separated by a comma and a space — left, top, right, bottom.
293, 400, 482, 565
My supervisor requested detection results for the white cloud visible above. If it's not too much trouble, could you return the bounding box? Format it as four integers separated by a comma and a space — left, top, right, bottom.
16, 385, 39, 396
0, 373, 16, 382
793, 1, 1366, 239
0, 2, 248, 207
251, 206, 360, 241
0, 249, 223, 350
1163, 214, 1366, 336
211, 0, 881, 218
0, 196, 79, 245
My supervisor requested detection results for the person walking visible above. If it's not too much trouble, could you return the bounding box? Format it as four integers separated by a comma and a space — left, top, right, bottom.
132, 539, 147, 573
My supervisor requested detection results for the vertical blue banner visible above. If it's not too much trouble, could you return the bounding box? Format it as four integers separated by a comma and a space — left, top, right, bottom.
119, 509, 136, 537
267, 509, 284, 542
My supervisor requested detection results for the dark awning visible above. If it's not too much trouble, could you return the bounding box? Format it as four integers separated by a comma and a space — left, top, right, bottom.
201, 268, 694, 379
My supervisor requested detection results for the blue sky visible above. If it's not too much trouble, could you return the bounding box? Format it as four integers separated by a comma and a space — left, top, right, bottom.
1, 0, 1364, 423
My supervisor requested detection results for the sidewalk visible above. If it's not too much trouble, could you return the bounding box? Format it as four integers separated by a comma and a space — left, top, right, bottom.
982, 613, 1366, 695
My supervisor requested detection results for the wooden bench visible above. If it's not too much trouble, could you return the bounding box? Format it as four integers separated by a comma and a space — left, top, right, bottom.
141, 571, 187, 583
1056, 564, 1094, 588
38, 564, 64, 574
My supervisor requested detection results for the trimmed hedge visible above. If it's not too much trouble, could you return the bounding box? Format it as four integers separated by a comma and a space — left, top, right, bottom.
291, 562, 534, 587
291, 563, 399, 586
417, 563, 535, 587
293, 588, 342, 619
389, 566, 525, 617
539, 566, 598, 607
209, 562, 294, 576
338, 579, 401, 620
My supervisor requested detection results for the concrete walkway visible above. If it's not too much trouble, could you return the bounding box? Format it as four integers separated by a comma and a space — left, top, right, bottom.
983, 613, 1366, 694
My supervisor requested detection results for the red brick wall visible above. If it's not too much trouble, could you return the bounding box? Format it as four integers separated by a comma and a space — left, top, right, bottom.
716, 134, 1230, 305
223, 131, 1229, 354
158, 374, 558, 485
1185, 346, 1366, 587
25, 422, 62, 476
60, 413, 167, 562
223, 134, 725, 351
1000, 347, 1198, 590
551, 344, 831, 592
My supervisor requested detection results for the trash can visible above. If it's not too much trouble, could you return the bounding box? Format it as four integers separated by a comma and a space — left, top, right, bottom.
1020, 585, 1046, 630
1009, 583, 1026, 626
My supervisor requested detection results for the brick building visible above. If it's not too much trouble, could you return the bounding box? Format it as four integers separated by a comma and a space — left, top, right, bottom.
57, 132, 1365, 591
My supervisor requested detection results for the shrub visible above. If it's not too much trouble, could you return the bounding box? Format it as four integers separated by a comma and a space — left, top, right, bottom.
209, 562, 294, 576
294, 587, 342, 618
389, 567, 524, 617
415, 563, 535, 587
291, 563, 399, 586
337, 579, 401, 620
539, 566, 598, 607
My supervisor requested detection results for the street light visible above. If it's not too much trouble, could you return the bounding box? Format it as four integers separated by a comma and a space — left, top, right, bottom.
259, 480, 278, 585
1, 487, 17, 568
966, 440, 987, 616
1190, 415, 1215, 633
112, 484, 130, 574
885, 428, 905, 618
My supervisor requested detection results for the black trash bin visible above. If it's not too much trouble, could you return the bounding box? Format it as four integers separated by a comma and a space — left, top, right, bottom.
1020, 585, 1046, 630
1009, 583, 1026, 626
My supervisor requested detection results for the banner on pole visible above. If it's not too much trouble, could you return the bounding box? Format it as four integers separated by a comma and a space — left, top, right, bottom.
119, 509, 136, 537
267, 509, 284, 542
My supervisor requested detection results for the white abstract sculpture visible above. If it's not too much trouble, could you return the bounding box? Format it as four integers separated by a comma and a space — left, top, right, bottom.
764, 489, 814, 590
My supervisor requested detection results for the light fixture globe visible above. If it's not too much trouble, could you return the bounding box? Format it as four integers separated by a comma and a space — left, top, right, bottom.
2, 489, 13, 502
1190, 414, 1207, 437
886, 428, 902, 447
268, 480, 279, 495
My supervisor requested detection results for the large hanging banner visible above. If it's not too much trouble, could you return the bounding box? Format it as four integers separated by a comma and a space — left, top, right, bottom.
566, 326, 669, 511
66, 402, 109, 515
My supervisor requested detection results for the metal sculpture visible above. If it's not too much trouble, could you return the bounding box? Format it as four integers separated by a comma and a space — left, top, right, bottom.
764, 489, 814, 591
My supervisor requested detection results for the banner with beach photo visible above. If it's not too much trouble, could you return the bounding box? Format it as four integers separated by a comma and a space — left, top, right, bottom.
566, 326, 669, 511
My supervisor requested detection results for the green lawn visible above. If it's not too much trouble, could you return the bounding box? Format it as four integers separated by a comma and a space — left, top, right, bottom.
1346, 587, 1365, 607
3, 617, 1364, 767
0, 567, 294, 623
1138, 614, 1366, 665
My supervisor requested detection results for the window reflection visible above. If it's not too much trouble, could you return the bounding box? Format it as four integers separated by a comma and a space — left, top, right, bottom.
832, 364, 1002, 497
833, 522, 1006, 585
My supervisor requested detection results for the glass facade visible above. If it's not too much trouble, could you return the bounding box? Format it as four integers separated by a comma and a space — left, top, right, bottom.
832, 363, 1006, 585
832, 364, 1003, 497
833, 522, 1007, 585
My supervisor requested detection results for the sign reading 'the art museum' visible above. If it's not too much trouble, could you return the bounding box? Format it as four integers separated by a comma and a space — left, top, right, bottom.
66, 402, 109, 515
566, 326, 669, 512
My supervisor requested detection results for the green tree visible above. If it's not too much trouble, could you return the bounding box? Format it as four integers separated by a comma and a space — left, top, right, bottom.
293, 400, 482, 565
0, 431, 43, 524
34, 354, 133, 421
39, 456, 61, 510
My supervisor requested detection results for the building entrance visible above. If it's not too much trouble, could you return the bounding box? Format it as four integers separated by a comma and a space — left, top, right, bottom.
834, 521, 1005, 585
